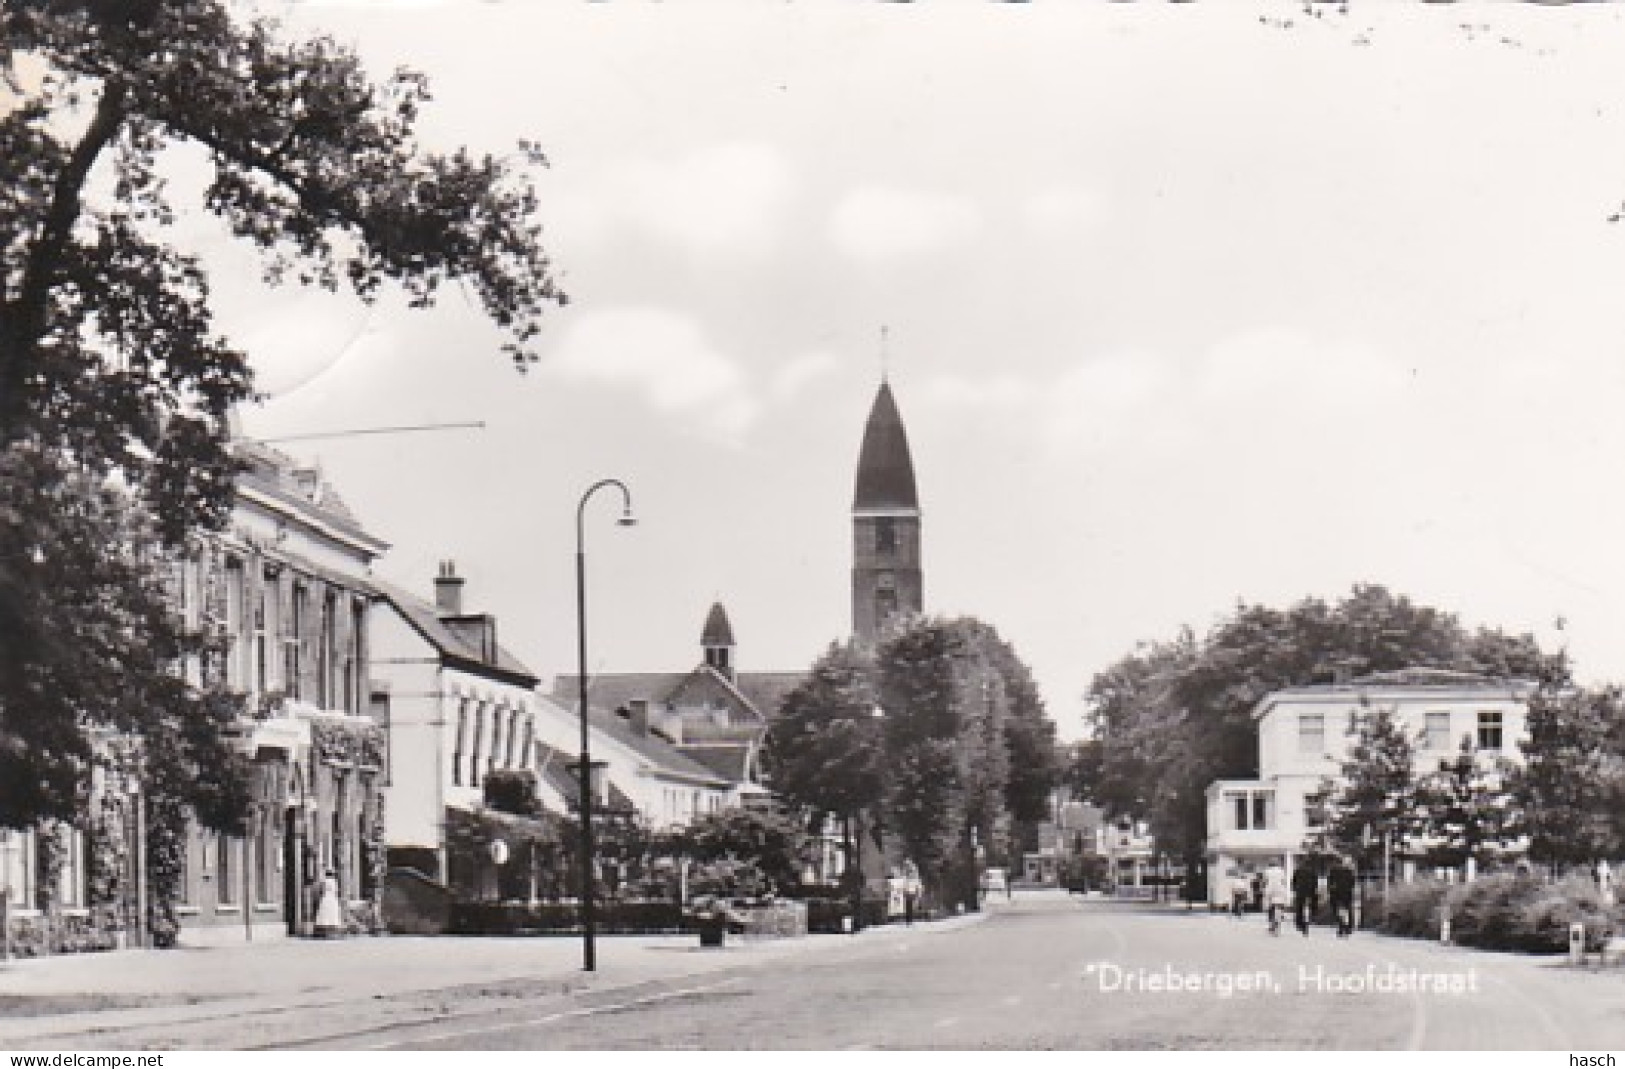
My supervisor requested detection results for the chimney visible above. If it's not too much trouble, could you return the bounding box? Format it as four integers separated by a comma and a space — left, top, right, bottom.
628, 699, 651, 737
434, 560, 464, 616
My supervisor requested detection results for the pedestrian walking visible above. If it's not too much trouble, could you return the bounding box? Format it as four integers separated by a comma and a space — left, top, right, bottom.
1263, 861, 1290, 935
1328, 855, 1357, 937
1229, 869, 1248, 918
314, 868, 343, 938
1291, 859, 1319, 937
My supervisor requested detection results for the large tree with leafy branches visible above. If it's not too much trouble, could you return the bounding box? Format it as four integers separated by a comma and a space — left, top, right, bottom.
0, 1, 564, 833
1318, 704, 1422, 870
770, 618, 1057, 914
1511, 685, 1625, 870
1073, 584, 1568, 882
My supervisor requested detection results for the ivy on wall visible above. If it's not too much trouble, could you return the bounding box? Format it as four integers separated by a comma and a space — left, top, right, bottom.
310, 716, 385, 770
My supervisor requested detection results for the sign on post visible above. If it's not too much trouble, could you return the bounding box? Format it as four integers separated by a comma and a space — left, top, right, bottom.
1570, 922, 1586, 965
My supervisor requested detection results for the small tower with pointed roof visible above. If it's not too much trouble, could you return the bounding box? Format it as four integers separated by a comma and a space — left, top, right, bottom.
701, 601, 737, 682
852, 380, 922, 645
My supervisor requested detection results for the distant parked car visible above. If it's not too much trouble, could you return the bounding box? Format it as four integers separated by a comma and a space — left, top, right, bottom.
982, 868, 1009, 896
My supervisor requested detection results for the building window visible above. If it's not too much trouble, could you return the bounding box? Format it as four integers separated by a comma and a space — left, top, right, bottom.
452, 702, 467, 787
470, 706, 486, 788
224, 558, 245, 689
252, 820, 269, 906
1304, 792, 1328, 830
371, 689, 392, 785
217, 835, 237, 907
876, 518, 897, 553
875, 589, 898, 628
1425, 711, 1452, 751
1297, 713, 1325, 754
318, 590, 336, 709
1227, 790, 1271, 830
1477, 710, 1504, 751
286, 584, 306, 701
253, 579, 268, 694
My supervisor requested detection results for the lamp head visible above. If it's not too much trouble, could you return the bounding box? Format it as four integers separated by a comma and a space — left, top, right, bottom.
617, 510, 637, 528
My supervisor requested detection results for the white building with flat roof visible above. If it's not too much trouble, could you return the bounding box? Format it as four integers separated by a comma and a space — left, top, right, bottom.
1204, 669, 1536, 905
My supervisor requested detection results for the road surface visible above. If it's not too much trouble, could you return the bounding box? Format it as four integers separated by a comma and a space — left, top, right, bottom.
11, 892, 1625, 1050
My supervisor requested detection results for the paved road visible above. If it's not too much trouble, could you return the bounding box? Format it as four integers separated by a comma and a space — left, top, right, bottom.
327, 894, 1625, 1050
10, 893, 1625, 1049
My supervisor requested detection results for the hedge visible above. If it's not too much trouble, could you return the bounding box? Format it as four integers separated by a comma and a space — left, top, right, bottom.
1364, 871, 1618, 953
449, 900, 686, 935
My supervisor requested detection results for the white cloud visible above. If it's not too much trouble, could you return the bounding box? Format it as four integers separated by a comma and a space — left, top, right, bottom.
828, 186, 982, 262
554, 143, 794, 257
544, 308, 757, 440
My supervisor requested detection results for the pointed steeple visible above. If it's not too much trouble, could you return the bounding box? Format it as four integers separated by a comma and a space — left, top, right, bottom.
852, 381, 919, 514
701, 601, 736, 681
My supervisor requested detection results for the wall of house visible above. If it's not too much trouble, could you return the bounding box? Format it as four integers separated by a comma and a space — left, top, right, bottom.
1257, 691, 1531, 779
528, 698, 733, 829
370, 607, 445, 860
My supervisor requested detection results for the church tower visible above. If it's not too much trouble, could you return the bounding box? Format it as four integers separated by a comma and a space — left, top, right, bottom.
700, 601, 736, 682
852, 380, 922, 645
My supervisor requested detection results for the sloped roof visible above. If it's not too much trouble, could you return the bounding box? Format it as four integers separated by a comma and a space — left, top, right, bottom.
533, 741, 581, 810
552, 667, 804, 723
853, 381, 919, 512
552, 673, 689, 713
677, 743, 754, 784
373, 581, 538, 686
1255, 667, 1537, 719
732, 672, 808, 720
234, 440, 383, 550
591, 708, 732, 786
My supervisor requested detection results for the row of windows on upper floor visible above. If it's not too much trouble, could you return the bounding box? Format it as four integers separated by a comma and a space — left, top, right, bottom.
171, 554, 368, 716
450, 699, 537, 790
1292, 710, 1507, 756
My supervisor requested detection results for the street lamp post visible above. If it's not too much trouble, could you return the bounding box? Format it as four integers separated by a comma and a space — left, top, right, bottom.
575, 478, 636, 973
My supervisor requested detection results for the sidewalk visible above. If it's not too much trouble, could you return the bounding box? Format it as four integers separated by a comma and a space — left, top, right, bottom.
0, 913, 987, 1048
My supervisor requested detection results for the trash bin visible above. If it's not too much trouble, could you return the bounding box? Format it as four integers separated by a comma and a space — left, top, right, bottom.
699, 919, 726, 948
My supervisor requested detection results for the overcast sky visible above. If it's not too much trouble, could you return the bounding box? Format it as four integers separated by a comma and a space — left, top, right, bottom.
220, 2, 1625, 740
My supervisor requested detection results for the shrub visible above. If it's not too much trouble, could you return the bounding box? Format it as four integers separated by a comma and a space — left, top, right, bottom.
448, 899, 686, 935
1372, 879, 1450, 938
1515, 874, 1616, 953
1371, 870, 1620, 954
1445, 871, 1539, 950
801, 893, 893, 933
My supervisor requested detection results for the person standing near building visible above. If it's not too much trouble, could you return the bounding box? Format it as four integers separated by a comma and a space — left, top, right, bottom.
1263, 861, 1290, 935
1328, 855, 1357, 937
314, 868, 343, 938
1291, 858, 1320, 937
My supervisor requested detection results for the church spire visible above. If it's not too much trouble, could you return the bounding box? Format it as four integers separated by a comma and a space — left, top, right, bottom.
852, 380, 922, 645
852, 380, 919, 514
